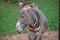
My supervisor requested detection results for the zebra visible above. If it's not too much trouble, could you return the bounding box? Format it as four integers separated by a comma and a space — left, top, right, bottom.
16, 2, 48, 40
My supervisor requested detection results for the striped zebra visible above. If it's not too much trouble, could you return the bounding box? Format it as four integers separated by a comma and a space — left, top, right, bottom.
16, 2, 48, 40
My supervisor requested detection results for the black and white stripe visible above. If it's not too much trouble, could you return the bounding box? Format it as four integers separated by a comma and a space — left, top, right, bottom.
26, 8, 41, 33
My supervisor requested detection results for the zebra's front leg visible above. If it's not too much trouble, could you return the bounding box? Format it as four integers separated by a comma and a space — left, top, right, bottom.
28, 35, 32, 40
28, 32, 35, 40
36, 35, 42, 40
28, 34, 33, 40
36, 30, 43, 40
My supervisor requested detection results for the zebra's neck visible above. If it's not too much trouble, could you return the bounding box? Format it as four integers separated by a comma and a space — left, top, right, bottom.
27, 9, 41, 33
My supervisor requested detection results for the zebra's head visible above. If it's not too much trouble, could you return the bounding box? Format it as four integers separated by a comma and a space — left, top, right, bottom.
16, 2, 38, 34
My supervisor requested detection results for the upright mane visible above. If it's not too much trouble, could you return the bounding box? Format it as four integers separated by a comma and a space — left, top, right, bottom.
20, 2, 32, 8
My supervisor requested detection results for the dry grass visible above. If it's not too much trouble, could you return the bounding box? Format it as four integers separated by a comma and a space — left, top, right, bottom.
1, 31, 58, 40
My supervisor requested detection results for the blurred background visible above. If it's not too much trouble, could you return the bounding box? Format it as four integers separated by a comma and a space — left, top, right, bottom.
0, 0, 59, 40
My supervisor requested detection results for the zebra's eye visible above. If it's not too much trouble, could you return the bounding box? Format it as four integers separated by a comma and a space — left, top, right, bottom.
21, 15, 25, 18
21, 16, 24, 18
30, 5, 33, 7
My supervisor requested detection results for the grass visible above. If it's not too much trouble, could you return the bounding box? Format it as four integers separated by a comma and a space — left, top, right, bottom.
0, 0, 59, 35
0, 2, 19, 35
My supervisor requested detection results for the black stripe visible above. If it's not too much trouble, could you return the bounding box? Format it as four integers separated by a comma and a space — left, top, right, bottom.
29, 24, 35, 29
28, 26, 40, 33
27, 8, 41, 33
33, 9, 40, 28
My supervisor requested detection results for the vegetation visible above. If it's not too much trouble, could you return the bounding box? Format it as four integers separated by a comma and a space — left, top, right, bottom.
0, 0, 59, 35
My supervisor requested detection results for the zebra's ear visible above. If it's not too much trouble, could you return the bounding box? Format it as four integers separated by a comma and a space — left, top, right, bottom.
30, 3, 36, 7
31, 3, 37, 7
32, 3, 34, 6
18, 2, 23, 8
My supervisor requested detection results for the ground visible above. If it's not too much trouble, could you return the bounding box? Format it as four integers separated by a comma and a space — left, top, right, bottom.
1, 31, 58, 40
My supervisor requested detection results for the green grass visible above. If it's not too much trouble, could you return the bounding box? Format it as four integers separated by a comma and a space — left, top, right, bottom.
0, 0, 59, 35
0, 2, 19, 35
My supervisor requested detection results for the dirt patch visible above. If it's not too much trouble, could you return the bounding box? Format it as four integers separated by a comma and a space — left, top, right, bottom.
1, 31, 58, 40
